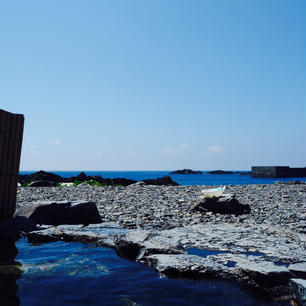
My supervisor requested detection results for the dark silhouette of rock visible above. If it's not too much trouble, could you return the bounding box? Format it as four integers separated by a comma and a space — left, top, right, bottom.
170, 169, 203, 174
142, 176, 179, 186
191, 194, 250, 215
237, 171, 251, 175
28, 181, 57, 187
18, 170, 62, 185
207, 170, 235, 174
15, 201, 102, 225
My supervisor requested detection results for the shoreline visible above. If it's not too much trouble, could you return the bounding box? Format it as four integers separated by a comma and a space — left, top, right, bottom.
17, 182, 306, 232
10, 182, 306, 301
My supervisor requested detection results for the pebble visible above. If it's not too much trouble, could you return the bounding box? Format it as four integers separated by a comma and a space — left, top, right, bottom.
16, 183, 306, 233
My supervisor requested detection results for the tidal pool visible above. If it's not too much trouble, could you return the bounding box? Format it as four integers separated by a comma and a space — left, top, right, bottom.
0, 239, 290, 306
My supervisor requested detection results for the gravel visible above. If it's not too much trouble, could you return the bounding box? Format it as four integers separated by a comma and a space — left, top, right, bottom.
16, 183, 306, 233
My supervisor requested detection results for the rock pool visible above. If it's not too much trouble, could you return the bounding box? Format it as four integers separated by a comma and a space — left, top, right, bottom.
0, 238, 291, 306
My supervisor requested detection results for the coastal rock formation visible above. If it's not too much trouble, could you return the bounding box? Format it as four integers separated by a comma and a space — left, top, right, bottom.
15, 200, 102, 226
28, 181, 57, 187
18, 170, 62, 185
142, 176, 179, 186
207, 170, 235, 174
191, 194, 250, 215
170, 169, 203, 174
24, 221, 306, 298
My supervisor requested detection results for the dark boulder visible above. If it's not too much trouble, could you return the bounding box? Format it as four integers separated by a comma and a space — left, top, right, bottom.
28, 181, 56, 187
207, 170, 235, 174
15, 201, 102, 225
142, 176, 179, 186
170, 169, 203, 175
191, 194, 250, 216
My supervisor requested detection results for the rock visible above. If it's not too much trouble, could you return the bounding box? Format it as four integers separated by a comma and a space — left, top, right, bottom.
207, 170, 235, 174
76, 172, 88, 181
15, 201, 102, 225
289, 263, 306, 279
28, 181, 56, 187
0, 217, 37, 239
18, 170, 63, 185
144, 254, 228, 279
237, 261, 292, 288
115, 230, 149, 260
170, 169, 203, 175
290, 279, 306, 306
191, 194, 250, 215
142, 176, 179, 186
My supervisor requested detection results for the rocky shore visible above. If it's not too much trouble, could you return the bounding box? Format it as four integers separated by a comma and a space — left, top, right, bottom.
9, 182, 306, 303
17, 182, 306, 233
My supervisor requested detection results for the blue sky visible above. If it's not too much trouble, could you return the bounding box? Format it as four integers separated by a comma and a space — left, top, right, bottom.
1, 0, 305, 170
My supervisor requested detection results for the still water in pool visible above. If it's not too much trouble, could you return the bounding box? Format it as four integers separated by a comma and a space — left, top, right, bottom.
1, 239, 290, 306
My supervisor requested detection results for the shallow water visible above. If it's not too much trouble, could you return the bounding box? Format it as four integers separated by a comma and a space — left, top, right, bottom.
0, 239, 291, 305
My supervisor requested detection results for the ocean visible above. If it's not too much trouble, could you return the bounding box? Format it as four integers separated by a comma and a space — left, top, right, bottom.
19, 170, 306, 186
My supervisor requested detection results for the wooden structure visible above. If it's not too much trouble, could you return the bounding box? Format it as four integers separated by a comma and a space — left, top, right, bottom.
0, 109, 24, 220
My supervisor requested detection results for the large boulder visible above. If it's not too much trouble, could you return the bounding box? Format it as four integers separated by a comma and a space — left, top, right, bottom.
191, 194, 250, 215
290, 279, 306, 306
15, 201, 102, 226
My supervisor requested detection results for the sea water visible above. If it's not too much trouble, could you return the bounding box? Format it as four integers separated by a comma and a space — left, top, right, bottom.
0, 239, 289, 306
19, 170, 306, 185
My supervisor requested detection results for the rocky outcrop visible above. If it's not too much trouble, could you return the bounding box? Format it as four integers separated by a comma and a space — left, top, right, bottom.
207, 170, 235, 174
290, 279, 306, 306
28, 181, 57, 187
21, 221, 306, 298
15, 200, 102, 225
170, 169, 203, 174
142, 176, 179, 186
18, 170, 62, 185
191, 194, 250, 215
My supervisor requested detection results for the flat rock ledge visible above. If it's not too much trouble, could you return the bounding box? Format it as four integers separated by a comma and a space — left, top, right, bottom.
25, 222, 306, 300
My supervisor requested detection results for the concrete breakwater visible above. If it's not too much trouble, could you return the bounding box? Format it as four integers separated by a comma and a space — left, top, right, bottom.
12, 183, 306, 302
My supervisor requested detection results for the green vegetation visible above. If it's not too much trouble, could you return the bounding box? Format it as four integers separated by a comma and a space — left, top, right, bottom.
55, 182, 62, 187
72, 180, 82, 186
72, 180, 122, 187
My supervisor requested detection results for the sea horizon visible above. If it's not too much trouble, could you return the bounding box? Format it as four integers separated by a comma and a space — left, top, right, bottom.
19, 170, 306, 186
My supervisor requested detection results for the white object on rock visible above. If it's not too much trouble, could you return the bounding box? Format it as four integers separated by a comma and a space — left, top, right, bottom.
61, 182, 73, 187
201, 186, 226, 198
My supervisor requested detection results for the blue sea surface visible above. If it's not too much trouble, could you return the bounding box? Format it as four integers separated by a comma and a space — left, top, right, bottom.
13, 239, 288, 306
20, 170, 306, 186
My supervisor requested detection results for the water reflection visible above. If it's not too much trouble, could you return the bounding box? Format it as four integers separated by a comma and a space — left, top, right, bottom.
0, 239, 21, 306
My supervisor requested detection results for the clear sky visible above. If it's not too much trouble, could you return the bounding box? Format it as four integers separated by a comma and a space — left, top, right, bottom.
1, 0, 305, 171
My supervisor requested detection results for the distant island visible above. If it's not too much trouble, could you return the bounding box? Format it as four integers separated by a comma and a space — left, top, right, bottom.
170, 169, 203, 174
207, 170, 235, 174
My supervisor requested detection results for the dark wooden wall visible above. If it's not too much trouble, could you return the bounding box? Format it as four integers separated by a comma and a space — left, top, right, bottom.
0, 109, 24, 220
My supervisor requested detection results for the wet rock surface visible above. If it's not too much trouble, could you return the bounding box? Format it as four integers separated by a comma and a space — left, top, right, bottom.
290, 279, 306, 306
13, 183, 306, 299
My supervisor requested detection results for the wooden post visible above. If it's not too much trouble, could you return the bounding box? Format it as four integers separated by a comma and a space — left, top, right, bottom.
0, 109, 24, 220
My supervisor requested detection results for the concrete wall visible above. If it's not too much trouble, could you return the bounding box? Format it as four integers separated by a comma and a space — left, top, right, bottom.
251, 166, 306, 178
0, 109, 24, 220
